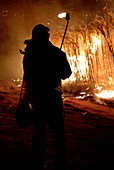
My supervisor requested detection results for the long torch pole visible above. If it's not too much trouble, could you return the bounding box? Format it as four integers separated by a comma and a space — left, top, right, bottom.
60, 13, 70, 50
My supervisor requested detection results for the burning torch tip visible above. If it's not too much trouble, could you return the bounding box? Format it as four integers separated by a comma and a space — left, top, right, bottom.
58, 12, 70, 20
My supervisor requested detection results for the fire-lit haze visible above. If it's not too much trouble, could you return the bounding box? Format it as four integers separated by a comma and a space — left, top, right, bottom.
0, 0, 114, 101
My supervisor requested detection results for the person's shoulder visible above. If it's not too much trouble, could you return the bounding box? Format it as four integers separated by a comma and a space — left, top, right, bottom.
50, 42, 66, 56
24, 39, 32, 45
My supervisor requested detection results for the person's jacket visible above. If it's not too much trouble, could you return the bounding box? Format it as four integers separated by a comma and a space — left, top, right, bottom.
22, 38, 72, 94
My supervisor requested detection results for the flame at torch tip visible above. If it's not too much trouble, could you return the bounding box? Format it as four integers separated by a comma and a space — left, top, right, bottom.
58, 12, 67, 19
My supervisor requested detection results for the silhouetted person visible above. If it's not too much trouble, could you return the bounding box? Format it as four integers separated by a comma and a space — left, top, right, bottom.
21, 24, 72, 170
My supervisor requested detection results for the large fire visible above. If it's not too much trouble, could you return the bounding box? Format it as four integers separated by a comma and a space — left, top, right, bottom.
61, 8, 114, 103
62, 32, 114, 101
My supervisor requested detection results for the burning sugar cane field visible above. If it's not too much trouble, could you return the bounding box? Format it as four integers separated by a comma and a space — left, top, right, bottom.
1, 1, 114, 170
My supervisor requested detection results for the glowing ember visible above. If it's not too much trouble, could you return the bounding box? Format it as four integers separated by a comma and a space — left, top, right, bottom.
96, 86, 103, 91
12, 78, 22, 87
95, 90, 114, 99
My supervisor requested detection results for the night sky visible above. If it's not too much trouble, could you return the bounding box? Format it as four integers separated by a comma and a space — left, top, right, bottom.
0, 0, 113, 79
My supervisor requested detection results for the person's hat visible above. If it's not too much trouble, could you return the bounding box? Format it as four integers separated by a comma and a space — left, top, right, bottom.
32, 24, 50, 38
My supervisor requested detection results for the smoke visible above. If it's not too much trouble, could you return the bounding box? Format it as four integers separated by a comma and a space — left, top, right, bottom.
61, 0, 112, 10
0, 0, 113, 80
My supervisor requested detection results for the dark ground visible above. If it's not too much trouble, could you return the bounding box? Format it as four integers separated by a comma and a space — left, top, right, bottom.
0, 80, 114, 170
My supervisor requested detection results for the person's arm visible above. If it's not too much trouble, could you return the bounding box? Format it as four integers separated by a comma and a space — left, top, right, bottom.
18, 54, 28, 104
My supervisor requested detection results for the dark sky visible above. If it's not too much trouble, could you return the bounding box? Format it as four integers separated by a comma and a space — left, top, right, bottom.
0, 0, 113, 79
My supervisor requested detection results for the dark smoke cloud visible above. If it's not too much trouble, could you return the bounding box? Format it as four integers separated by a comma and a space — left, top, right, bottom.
0, 0, 113, 79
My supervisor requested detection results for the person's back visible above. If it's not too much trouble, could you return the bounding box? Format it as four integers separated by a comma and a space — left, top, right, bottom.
21, 24, 72, 170
23, 36, 71, 95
